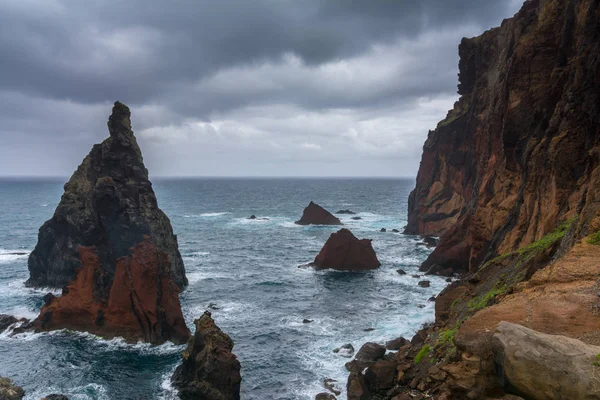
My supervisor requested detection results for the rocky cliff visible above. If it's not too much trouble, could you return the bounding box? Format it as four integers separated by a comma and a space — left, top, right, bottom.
27, 101, 187, 289
406, 0, 600, 275
172, 311, 242, 400
351, 1, 600, 399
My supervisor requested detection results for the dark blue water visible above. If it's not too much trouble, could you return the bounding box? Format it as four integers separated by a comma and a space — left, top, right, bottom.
0, 178, 443, 399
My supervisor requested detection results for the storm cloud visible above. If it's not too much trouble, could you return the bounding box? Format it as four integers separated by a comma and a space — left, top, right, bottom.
0, 0, 524, 177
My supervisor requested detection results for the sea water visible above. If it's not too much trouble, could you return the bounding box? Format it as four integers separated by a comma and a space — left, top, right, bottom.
0, 178, 444, 399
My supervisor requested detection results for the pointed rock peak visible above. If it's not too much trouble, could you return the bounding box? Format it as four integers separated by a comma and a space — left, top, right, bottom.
108, 101, 132, 137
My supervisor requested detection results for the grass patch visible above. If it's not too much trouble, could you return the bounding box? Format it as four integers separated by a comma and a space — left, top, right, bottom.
468, 283, 507, 312
588, 231, 600, 246
437, 327, 457, 347
415, 345, 431, 364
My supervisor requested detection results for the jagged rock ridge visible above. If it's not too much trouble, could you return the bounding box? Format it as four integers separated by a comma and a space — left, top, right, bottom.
406, 0, 600, 274
27, 101, 187, 289
172, 311, 242, 400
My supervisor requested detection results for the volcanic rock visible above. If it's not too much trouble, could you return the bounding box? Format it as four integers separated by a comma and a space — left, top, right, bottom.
33, 238, 190, 344
493, 322, 600, 400
313, 229, 380, 271
0, 377, 24, 400
172, 311, 241, 400
385, 337, 409, 351
333, 343, 355, 358
351, 217, 362, 220
295, 202, 342, 225
336, 210, 356, 215
405, 0, 600, 275
27, 102, 187, 289
418, 280, 431, 288
0, 315, 27, 334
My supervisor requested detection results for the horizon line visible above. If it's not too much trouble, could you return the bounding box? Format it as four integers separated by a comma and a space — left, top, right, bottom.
0, 175, 416, 180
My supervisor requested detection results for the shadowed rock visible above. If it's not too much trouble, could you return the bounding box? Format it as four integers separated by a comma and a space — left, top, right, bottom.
0, 377, 24, 400
172, 311, 241, 400
295, 202, 342, 225
27, 101, 187, 289
313, 229, 380, 271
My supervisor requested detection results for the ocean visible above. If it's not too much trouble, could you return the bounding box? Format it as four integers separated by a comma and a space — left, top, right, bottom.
0, 177, 444, 400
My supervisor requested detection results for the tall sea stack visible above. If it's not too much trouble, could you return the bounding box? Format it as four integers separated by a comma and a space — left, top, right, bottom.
27, 101, 187, 289
29, 102, 190, 344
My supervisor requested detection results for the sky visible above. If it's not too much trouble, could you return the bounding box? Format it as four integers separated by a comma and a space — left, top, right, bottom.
0, 0, 524, 178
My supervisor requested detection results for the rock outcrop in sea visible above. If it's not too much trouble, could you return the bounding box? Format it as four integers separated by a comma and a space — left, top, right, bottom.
349, 0, 600, 399
27, 101, 187, 289
313, 229, 380, 271
172, 311, 242, 400
0, 377, 24, 400
295, 202, 342, 225
29, 102, 190, 344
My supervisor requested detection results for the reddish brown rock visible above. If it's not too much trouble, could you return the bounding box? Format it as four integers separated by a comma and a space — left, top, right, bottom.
172, 311, 241, 400
406, 0, 600, 275
34, 238, 190, 344
313, 229, 380, 271
296, 202, 342, 225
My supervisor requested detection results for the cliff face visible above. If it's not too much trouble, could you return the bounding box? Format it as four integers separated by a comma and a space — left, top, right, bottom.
27, 102, 187, 289
406, 0, 600, 274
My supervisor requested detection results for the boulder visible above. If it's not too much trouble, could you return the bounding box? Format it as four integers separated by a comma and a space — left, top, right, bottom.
351, 217, 362, 220
380, 228, 387, 232
34, 238, 190, 344
303, 319, 313, 324
385, 337, 409, 351
323, 378, 341, 395
295, 202, 342, 225
248, 215, 257, 219
0, 315, 27, 334
333, 343, 355, 358
418, 280, 430, 288
396, 269, 407, 275
43, 396, 69, 400
336, 210, 356, 215
355, 342, 386, 363
26, 102, 187, 289
0, 377, 24, 400
313, 229, 380, 271
392, 229, 400, 233
316, 393, 337, 400
492, 322, 600, 400
172, 311, 241, 400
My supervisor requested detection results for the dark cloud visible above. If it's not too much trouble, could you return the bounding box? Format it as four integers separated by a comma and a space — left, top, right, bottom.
0, 0, 524, 176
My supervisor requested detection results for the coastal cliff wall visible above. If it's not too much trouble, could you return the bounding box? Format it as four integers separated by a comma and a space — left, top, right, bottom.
406, 0, 600, 274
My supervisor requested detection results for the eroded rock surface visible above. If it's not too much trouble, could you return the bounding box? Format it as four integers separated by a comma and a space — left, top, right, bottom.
296, 202, 342, 226
313, 229, 380, 271
172, 311, 241, 400
27, 101, 187, 288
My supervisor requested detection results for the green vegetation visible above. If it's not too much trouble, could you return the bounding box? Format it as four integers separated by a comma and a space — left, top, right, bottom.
468, 283, 507, 312
588, 231, 600, 246
437, 327, 457, 347
481, 217, 577, 272
450, 299, 459, 309
415, 345, 431, 364
593, 354, 600, 367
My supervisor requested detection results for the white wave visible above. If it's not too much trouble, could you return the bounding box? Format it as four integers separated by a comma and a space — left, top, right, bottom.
25, 383, 109, 400
0, 249, 30, 264
278, 221, 301, 228
157, 365, 180, 400
182, 212, 230, 218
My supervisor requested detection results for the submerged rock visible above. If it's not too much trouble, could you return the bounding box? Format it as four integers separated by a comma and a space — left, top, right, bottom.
42, 396, 69, 400
27, 102, 187, 289
336, 210, 356, 215
418, 280, 431, 288
350, 217, 362, 220
172, 311, 241, 400
295, 202, 342, 226
0, 377, 24, 400
333, 343, 355, 358
313, 229, 380, 271
380, 228, 387, 232
34, 238, 190, 344
0, 315, 27, 334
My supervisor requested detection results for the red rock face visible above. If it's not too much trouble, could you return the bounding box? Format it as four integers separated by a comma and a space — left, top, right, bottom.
295, 201, 342, 225
34, 238, 190, 345
406, 0, 600, 273
314, 229, 380, 271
